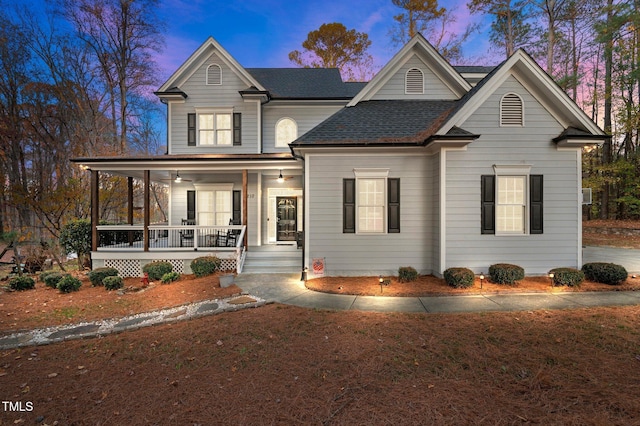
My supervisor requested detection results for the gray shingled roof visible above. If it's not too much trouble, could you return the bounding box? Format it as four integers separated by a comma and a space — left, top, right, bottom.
454, 66, 496, 74
246, 68, 361, 99
291, 100, 461, 146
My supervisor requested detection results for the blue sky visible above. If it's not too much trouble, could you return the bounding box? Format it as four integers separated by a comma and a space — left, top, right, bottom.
155, 0, 492, 81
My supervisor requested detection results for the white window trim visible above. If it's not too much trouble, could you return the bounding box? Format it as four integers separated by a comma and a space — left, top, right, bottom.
194, 108, 233, 146
500, 92, 524, 127
493, 165, 531, 236
354, 168, 389, 234
275, 117, 298, 148
206, 64, 222, 85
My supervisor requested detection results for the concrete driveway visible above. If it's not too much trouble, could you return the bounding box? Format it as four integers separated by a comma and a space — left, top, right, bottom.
583, 246, 640, 273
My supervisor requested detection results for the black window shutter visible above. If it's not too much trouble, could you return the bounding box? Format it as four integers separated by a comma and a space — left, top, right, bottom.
481, 175, 495, 234
530, 175, 543, 234
388, 178, 400, 233
233, 113, 242, 146
232, 190, 241, 225
187, 113, 196, 146
187, 190, 196, 220
343, 179, 355, 233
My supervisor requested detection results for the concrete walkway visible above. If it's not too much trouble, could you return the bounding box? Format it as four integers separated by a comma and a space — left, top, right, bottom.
1, 246, 639, 350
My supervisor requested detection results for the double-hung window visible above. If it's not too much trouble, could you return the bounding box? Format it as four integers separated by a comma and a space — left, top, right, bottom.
199, 112, 232, 146
481, 165, 543, 235
343, 169, 400, 234
194, 184, 233, 226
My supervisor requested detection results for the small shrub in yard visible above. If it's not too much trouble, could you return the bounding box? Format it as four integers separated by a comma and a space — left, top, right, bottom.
398, 266, 418, 282
9, 276, 35, 291
161, 271, 180, 284
88, 267, 119, 286
43, 272, 65, 289
489, 263, 525, 285
582, 262, 628, 285
57, 275, 82, 293
190, 256, 221, 277
142, 261, 173, 281
103, 275, 124, 291
444, 267, 475, 288
549, 267, 584, 287
39, 271, 57, 282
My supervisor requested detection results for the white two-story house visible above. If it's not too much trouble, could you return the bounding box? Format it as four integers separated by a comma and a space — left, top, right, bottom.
74, 34, 605, 278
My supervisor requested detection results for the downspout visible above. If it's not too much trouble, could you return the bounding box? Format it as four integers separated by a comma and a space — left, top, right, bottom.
291, 150, 306, 277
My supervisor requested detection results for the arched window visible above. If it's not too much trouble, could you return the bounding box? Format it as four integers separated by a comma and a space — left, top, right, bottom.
405, 68, 424, 94
206, 64, 222, 85
500, 93, 524, 126
275, 118, 297, 147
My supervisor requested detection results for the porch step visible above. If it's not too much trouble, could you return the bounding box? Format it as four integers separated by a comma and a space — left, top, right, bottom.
241, 245, 302, 274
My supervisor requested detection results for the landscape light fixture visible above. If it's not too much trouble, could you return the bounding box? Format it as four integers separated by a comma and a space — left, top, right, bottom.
300, 266, 308, 282
479, 273, 485, 289
548, 272, 555, 288
277, 170, 284, 184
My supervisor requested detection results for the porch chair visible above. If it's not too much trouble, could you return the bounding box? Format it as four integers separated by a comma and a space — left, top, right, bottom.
179, 219, 196, 247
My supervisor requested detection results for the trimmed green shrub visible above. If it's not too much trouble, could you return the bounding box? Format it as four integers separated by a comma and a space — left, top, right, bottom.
39, 270, 58, 283
582, 262, 628, 285
9, 276, 35, 291
57, 275, 82, 293
549, 267, 585, 287
88, 267, 119, 286
190, 256, 221, 277
489, 263, 525, 285
161, 271, 180, 284
398, 266, 419, 282
103, 275, 124, 291
444, 267, 475, 288
43, 272, 65, 289
142, 261, 173, 281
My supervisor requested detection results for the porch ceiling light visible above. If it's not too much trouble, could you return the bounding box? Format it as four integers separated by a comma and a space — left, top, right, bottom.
277, 170, 284, 184
175, 172, 182, 183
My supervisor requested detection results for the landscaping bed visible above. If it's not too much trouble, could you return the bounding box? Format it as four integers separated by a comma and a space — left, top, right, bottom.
306, 274, 640, 297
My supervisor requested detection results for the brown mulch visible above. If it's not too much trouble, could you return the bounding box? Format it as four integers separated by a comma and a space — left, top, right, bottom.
306, 274, 640, 297
2, 304, 640, 425
0, 272, 240, 334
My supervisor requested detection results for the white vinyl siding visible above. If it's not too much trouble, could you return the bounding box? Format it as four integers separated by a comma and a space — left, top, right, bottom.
307, 155, 433, 276
445, 75, 579, 274
169, 52, 257, 154
372, 56, 458, 100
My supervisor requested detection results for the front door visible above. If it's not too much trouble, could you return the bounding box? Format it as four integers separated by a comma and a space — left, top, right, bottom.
276, 197, 297, 241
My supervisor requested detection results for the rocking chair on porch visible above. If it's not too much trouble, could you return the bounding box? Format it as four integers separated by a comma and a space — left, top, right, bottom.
180, 219, 196, 247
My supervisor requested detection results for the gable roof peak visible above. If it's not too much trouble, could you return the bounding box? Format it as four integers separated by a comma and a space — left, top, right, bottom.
157, 36, 264, 93
347, 33, 472, 106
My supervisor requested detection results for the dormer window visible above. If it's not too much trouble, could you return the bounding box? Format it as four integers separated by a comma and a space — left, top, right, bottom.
405, 68, 424, 94
500, 93, 524, 126
206, 64, 222, 85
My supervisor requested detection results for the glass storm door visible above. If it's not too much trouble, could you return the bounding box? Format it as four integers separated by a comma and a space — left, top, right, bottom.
276, 197, 297, 241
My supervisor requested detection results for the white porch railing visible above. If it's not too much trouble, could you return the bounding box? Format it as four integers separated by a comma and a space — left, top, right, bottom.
96, 225, 247, 273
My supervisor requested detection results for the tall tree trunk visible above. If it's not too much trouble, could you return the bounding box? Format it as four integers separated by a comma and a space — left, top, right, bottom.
600, 0, 613, 220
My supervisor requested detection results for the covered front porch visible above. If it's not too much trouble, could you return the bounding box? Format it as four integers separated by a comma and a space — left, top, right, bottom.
72, 153, 304, 277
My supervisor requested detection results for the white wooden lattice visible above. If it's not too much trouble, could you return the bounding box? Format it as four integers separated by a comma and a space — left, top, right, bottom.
105, 259, 142, 277
218, 258, 236, 272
